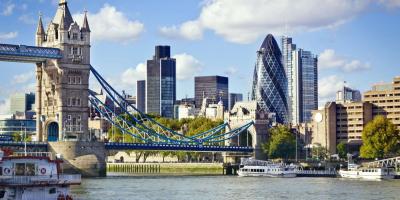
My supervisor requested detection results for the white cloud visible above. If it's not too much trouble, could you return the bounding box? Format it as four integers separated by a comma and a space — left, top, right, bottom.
318, 75, 346, 105
163, 0, 370, 43
379, 0, 400, 8
160, 20, 203, 40
0, 32, 18, 41
19, 14, 36, 25
173, 53, 202, 80
224, 67, 238, 76
319, 49, 370, 72
2, 3, 15, 16
74, 4, 144, 43
12, 72, 34, 84
0, 99, 10, 115
121, 63, 146, 87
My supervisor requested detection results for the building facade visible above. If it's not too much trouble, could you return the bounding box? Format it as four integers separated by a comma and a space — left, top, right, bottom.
251, 34, 288, 124
194, 76, 229, 110
363, 76, 400, 130
35, 0, 91, 141
229, 93, 243, 111
0, 119, 36, 141
136, 80, 146, 113
311, 102, 373, 154
146, 46, 176, 118
10, 93, 35, 114
336, 86, 362, 103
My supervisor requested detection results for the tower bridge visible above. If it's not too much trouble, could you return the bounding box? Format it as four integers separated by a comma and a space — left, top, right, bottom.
0, 0, 266, 176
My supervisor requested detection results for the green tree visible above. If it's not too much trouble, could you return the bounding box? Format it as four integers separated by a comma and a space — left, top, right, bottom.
336, 141, 347, 159
311, 143, 328, 160
12, 132, 31, 142
262, 125, 295, 160
360, 115, 400, 159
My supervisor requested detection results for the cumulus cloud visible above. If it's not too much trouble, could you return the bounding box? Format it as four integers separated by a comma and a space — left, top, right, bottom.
2, 3, 15, 16
0, 32, 18, 41
173, 53, 203, 80
161, 0, 370, 43
121, 63, 146, 87
318, 75, 346, 105
319, 49, 370, 72
12, 72, 34, 84
74, 4, 144, 43
160, 20, 203, 40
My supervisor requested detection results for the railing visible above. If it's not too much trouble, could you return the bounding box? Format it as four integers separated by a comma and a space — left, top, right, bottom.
12, 152, 52, 158
0, 43, 62, 59
295, 169, 337, 175
0, 174, 81, 185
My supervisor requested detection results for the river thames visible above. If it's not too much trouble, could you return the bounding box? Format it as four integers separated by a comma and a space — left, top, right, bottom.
71, 176, 400, 200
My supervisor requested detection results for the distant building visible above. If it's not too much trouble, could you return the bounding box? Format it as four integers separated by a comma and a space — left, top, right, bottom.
175, 97, 196, 106
0, 119, 36, 141
10, 93, 35, 114
136, 80, 146, 113
229, 93, 243, 111
177, 104, 197, 120
146, 46, 176, 118
195, 76, 228, 110
282, 36, 318, 124
336, 86, 361, 103
252, 34, 288, 124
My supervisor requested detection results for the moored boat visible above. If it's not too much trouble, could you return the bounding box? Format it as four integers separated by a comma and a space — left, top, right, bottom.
338, 163, 395, 180
238, 158, 297, 177
0, 150, 81, 200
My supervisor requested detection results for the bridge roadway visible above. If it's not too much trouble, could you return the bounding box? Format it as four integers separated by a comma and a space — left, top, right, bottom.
0, 141, 253, 153
0, 43, 62, 63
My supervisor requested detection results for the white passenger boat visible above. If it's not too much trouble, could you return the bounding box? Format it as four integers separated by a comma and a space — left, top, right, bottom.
238, 158, 297, 177
338, 163, 395, 180
0, 150, 81, 200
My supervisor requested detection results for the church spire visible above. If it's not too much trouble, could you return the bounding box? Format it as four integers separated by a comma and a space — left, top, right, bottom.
36, 13, 45, 35
81, 10, 90, 32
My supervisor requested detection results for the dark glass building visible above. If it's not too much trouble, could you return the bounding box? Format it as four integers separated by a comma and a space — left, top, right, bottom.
194, 76, 229, 110
251, 34, 288, 124
229, 93, 243, 110
136, 80, 146, 113
146, 46, 176, 118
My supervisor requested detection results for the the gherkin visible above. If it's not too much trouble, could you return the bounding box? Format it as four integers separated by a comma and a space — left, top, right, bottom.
251, 34, 288, 124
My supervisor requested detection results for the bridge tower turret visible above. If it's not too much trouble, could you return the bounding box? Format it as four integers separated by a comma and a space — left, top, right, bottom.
35, 0, 91, 142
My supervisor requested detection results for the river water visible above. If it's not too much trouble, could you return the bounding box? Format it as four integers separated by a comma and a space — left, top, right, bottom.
71, 176, 400, 200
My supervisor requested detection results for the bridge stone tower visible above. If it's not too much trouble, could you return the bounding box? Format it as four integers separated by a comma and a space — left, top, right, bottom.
35, 0, 90, 142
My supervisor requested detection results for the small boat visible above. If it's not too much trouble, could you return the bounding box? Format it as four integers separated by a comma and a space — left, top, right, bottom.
0, 149, 81, 200
238, 158, 297, 177
338, 163, 395, 180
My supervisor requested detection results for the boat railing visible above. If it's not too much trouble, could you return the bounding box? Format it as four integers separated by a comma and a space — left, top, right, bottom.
0, 174, 81, 185
11, 152, 53, 159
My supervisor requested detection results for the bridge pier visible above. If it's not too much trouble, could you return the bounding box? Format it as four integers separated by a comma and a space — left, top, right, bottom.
48, 141, 106, 177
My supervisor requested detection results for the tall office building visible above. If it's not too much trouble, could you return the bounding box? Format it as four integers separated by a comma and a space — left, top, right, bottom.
10, 93, 35, 114
251, 34, 288, 124
136, 80, 146, 113
282, 36, 318, 124
336, 86, 361, 103
194, 76, 229, 110
229, 93, 243, 110
146, 46, 176, 118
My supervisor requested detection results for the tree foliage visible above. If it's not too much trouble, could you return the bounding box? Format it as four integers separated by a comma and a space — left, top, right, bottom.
336, 141, 347, 159
262, 125, 295, 160
360, 115, 400, 159
311, 143, 328, 160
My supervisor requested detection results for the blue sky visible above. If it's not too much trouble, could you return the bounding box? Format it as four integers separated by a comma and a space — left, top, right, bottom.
0, 0, 400, 114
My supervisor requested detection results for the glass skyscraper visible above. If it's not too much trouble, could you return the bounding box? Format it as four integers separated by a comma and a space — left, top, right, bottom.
282, 37, 318, 124
194, 76, 229, 110
251, 34, 288, 124
146, 46, 176, 118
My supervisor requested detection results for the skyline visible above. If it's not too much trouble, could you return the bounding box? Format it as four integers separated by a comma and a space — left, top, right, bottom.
0, 0, 400, 114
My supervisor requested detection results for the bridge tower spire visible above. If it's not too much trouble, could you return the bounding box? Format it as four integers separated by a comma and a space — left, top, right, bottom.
35, 13, 45, 46
36, 0, 91, 142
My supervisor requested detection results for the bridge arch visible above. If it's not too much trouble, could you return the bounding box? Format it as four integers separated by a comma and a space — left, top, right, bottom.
47, 121, 59, 142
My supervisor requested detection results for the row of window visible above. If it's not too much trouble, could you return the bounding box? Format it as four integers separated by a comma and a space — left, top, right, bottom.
337, 136, 362, 139
68, 76, 82, 84
365, 93, 400, 98
67, 97, 81, 107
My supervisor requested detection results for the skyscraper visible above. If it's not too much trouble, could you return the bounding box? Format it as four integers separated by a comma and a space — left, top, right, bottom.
251, 34, 288, 124
146, 46, 176, 118
282, 36, 318, 124
194, 76, 229, 110
292, 49, 318, 123
10, 93, 35, 114
336, 86, 361, 102
229, 93, 243, 110
136, 80, 146, 113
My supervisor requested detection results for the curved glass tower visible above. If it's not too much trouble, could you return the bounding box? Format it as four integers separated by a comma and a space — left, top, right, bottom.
251, 34, 288, 124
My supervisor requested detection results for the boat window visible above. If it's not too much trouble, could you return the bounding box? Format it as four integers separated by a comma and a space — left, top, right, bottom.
49, 188, 56, 194
0, 167, 2, 176
15, 163, 25, 176
0, 191, 5, 198
261, 169, 265, 172
26, 163, 35, 176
